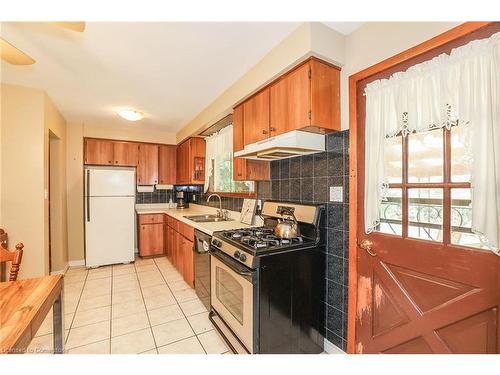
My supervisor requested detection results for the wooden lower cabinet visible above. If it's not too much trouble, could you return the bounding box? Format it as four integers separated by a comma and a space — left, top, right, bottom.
183, 238, 194, 288
139, 222, 164, 257
165, 215, 195, 288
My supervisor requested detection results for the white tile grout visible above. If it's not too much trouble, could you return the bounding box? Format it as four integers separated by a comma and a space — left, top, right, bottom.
54, 257, 230, 354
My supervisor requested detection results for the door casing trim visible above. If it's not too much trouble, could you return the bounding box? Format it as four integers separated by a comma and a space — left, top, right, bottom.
347, 21, 495, 354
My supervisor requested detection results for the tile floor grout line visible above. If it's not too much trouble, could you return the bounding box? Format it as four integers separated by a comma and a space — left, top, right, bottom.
135, 259, 161, 353
109, 265, 114, 354
153, 257, 208, 354
65, 267, 89, 346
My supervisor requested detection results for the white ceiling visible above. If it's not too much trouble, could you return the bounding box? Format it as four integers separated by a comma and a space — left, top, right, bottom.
0, 22, 362, 133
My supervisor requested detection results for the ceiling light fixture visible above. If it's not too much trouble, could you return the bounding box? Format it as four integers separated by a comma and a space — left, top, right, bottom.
117, 109, 144, 121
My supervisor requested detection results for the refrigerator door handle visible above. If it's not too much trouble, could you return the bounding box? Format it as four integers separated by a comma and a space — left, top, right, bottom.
86, 169, 90, 222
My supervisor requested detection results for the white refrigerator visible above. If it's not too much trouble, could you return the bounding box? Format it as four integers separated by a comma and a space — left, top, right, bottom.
85, 167, 136, 267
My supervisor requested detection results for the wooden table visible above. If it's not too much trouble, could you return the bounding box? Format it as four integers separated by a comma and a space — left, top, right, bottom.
0, 275, 64, 354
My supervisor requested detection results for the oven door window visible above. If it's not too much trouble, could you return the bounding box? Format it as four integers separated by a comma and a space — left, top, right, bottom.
215, 266, 244, 324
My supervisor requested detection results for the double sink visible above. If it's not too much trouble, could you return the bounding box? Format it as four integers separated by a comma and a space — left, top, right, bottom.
184, 214, 233, 223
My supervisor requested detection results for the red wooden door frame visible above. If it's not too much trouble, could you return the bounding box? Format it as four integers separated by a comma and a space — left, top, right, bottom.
346, 21, 497, 353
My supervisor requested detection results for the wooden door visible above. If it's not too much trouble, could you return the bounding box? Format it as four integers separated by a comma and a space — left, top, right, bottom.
269, 77, 288, 136
286, 62, 310, 131
159, 145, 176, 184
183, 238, 195, 288
139, 223, 163, 257
352, 23, 500, 354
137, 144, 159, 185
310, 59, 341, 131
243, 88, 270, 145
113, 141, 138, 166
84, 138, 114, 165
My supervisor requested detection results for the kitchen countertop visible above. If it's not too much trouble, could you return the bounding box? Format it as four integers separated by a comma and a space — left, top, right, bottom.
135, 203, 262, 235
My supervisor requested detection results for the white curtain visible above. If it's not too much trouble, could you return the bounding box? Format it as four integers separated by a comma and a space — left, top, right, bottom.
204, 132, 217, 193
364, 32, 500, 255
204, 125, 234, 193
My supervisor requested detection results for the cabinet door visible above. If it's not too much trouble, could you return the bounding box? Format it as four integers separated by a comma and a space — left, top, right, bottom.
137, 144, 159, 185
84, 138, 114, 165
243, 88, 270, 145
176, 232, 184, 275
113, 142, 138, 166
286, 62, 311, 131
139, 223, 164, 257
246, 160, 270, 181
233, 105, 245, 152
233, 158, 247, 181
183, 238, 195, 288
190, 138, 206, 184
176, 142, 187, 185
310, 59, 341, 131
159, 145, 176, 184
270, 78, 289, 136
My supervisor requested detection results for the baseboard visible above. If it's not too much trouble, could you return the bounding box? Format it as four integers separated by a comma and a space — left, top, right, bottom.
323, 338, 346, 354
68, 259, 85, 267
50, 263, 69, 275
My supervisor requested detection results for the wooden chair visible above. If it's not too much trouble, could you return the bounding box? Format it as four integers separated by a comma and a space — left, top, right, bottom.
0, 229, 24, 281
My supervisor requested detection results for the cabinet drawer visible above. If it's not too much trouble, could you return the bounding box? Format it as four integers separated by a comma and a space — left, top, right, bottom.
167, 215, 179, 231
139, 214, 164, 225
179, 221, 194, 241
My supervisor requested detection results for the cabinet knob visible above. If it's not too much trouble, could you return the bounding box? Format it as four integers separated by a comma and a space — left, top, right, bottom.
108, 160, 112, 163
270, 127, 276, 132
262, 130, 268, 134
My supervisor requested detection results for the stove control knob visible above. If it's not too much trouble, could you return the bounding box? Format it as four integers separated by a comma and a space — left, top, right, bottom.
212, 239, 222, 248
233, 250, 241, 259
239, 254, 247, 262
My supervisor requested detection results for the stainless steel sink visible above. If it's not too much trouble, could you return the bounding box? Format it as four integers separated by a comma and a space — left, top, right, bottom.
183, 214, 233, 223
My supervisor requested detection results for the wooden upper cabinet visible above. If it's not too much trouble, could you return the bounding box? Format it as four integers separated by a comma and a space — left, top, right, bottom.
233, 104, 270, 181
269, 78, 289, 137
176, 138, 205, 185
286, 62, 312, 131
243, 87, 270, 145
159, 145, 176, 185
84, 138, 114, 165
137, 144, 159, 185
113, 141, 138, 166
309, 58, 340, 131
233, 105, 245, 152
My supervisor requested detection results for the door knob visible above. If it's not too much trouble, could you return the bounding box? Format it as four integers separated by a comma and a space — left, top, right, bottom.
359, 239, 376, 257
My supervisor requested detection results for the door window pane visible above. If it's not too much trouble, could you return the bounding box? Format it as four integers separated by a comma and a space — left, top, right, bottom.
215, 266, 244, 324
451, 124, 472, 183
384, 136, 403, 183
378, 188, 402, 235
408, 188, 443, 241
451, 188, 485, 249
408, 129, 444, 183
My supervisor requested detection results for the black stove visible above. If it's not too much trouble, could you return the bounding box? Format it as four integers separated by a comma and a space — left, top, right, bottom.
221, 227, 311, 249
208, 201, 326, 355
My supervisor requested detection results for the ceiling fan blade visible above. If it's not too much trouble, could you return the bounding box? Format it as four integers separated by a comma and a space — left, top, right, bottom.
0, 38, 35, 65
50, 22, 86, 32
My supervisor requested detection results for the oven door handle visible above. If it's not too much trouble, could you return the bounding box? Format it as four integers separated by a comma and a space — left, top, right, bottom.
210, 248, 254, 278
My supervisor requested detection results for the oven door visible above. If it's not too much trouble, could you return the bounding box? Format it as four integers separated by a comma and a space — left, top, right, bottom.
210, 250, 255, 352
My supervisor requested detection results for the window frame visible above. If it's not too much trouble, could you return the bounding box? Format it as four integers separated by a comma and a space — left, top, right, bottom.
381, 126, 471, 245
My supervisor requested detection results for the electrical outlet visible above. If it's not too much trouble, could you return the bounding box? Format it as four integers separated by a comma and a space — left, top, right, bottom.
329, 186, 343, 202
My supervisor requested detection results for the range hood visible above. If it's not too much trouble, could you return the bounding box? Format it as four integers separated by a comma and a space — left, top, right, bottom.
234, 130, 325, 160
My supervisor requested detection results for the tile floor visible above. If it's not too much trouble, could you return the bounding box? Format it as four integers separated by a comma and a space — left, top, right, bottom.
28, 256, 231, 354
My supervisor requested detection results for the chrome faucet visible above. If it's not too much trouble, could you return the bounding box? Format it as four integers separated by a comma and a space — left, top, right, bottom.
207, 193, 224, 218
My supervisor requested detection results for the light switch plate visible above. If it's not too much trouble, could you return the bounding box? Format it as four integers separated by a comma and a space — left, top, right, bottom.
329, 186, 343, 202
